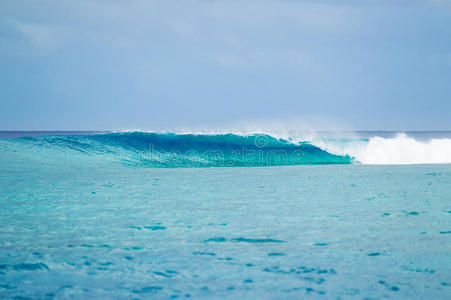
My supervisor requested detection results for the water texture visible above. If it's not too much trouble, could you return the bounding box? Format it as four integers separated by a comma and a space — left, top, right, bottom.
0, 132, 450, 299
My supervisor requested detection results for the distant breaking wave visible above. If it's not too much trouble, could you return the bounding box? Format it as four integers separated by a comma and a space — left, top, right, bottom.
0, 131, 450, 167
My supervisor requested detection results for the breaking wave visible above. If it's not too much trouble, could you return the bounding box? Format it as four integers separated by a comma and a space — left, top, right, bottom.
1, 131, 450, 167
310, 133, 451, 165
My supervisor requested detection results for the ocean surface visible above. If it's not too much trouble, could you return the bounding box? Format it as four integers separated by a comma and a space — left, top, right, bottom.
0, 131, 450, 299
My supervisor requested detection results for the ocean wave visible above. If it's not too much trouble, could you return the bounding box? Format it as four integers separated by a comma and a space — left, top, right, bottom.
1, 131, 450, 167
0, 132, 352, 167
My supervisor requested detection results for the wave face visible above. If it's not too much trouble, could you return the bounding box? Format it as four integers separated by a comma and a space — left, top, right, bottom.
0, 132, 353, 167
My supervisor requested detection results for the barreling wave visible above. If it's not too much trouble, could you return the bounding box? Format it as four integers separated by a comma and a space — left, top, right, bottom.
0, 132, 353, 167
2, 131, 450, 167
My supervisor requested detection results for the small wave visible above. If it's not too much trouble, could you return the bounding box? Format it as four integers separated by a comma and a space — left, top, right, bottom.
0, 262, 49, 272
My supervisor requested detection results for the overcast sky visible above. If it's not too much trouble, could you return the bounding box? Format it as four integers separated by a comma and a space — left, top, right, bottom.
1, 0, 450, 131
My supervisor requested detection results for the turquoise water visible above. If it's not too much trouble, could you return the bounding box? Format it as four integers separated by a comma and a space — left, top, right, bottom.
0, 132, 352, 167
0, 132, 450, 299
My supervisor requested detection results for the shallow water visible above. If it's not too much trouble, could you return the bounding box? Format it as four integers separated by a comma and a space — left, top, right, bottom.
1, 159, 450, 299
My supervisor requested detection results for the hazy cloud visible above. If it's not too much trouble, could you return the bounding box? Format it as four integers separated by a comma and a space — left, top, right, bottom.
0, 0, 450, 130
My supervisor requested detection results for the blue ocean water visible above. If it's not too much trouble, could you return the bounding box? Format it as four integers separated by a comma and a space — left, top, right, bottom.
0, 131, 450, 299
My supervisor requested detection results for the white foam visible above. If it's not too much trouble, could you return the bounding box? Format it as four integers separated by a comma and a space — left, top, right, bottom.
312, 133, 451, 165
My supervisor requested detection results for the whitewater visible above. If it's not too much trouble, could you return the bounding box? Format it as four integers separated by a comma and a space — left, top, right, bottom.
310, 132, 451, 165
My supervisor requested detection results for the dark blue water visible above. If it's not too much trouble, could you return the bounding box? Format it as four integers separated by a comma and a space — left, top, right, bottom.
0, 131, 110, 139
